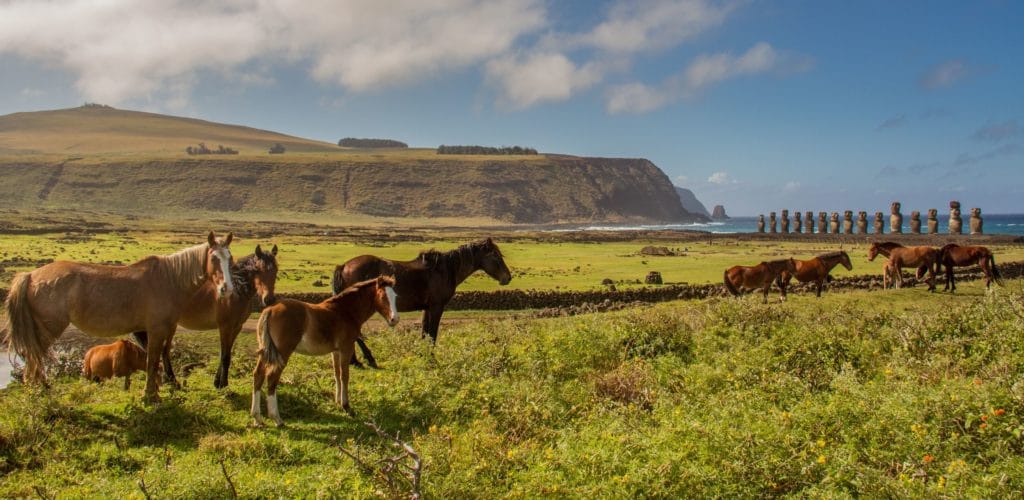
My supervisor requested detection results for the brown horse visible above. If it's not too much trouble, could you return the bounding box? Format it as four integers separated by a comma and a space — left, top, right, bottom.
332, 238, 511, 367
724, 258, 798, 303
937, 243, 1002, 292
3, 232, 234, 402
251, 276, 398, 427
885, 246, 940, 291
134, 245, 278, 388
777, 251, 853, 297
82, 339, 148, 390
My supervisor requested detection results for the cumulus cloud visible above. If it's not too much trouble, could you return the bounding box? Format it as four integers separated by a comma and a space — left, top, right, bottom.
918, 59, 974, 90
876, 114, 907, 131
485, 52, 604, 109
572, 0, 737, 53
707, 171, 735, 184
606, 42, 811, 114
971, 120, 1019, 142
0, 0, 545, 104
782, 181, 801, 193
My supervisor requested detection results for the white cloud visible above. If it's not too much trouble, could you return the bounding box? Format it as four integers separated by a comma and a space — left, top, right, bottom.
606, 42, 810, 114
574, 0, 737, 53
707, 171, 735, 184
782, 181, 801, 193
674, 175, 690, 185
0, 0, 546, 104
485, 52, 604, 109
918, 59, 973, 90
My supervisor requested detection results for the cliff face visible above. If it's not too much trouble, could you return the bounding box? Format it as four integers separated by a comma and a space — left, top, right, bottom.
0, 155, 701, 224
674, 187, 711, 220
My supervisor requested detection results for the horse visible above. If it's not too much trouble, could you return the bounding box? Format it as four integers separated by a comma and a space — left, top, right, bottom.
885, 245, 940, 291
3, 232, 234, 402
937, 243, 1002, 292
332, 238, 511, 367
133, 245, 278, 389
250, 276, 399, 427
723, 258, 798, 303
777, 251, 853, 297
881, 259, 896, 289
82, 339, 148, 390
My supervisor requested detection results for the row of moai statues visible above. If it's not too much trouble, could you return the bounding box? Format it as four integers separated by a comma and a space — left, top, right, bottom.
757, 201, 983, 234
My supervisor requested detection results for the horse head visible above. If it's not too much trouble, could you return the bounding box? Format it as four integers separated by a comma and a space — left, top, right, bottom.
373, 275, 399, 327
477, 238, 512, 285
867, 243, 880, 262
207, 231, 235, 297
253, 244, 279, 306
839, 251, 853, 271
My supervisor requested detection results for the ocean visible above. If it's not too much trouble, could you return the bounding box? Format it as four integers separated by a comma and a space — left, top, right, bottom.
576, 214, 1024, 236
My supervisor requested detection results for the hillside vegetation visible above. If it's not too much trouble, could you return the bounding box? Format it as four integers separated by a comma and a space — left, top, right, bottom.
0, 107, 697, 224
1, 283, 1023, 497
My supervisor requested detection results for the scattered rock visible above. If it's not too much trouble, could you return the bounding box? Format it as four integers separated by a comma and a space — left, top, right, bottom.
645, 271, 663, 285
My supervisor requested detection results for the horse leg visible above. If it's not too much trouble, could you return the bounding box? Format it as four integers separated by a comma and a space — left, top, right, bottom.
816, 279, 823, 298
426, 306, 445, 343
214, 317, 244, 389
927, 260, 937, 292
332, 351, 344, 405
250, 357, 266, 426
124, 374, 131, 391
420, 309, 432, 340
357, 337, 379, 369
142, 325, 172, 403
265, 363, 285, 427
339, 342, 356, 416
161, 336, 178, 389
761, 283, 770, 304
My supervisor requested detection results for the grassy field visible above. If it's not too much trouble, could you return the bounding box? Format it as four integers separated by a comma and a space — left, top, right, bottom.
1, 278, 1023, 497
3, 227, 1023, 293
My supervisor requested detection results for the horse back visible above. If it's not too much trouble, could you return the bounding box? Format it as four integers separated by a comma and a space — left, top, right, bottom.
28, 261, 152, 335
337, 255, 429, 311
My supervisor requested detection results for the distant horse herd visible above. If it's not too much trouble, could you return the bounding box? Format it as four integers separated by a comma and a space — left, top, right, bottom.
0, 232, 1003, 425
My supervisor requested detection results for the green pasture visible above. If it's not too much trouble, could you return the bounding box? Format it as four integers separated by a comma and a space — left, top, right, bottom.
3, 231, 1023, 293
2, 279, 1023, 497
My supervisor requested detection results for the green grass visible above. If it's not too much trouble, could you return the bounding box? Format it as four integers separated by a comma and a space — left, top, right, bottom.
2, 279, 1023, 497
4, 230, 1024, 293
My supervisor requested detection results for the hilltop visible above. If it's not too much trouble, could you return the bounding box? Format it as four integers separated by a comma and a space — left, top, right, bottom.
0, 106, 699, 224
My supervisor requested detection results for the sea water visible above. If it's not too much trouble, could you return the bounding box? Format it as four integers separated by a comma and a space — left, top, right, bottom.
577, 214, 1024, 236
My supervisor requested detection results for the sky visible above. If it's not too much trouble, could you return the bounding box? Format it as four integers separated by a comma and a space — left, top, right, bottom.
0, 0, 1022, 216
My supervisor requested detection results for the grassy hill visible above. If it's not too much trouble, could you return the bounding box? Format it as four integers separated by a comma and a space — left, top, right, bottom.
0, 106, 698, 224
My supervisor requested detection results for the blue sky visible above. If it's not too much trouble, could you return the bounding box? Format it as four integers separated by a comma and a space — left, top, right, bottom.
1, 0, 1021, 215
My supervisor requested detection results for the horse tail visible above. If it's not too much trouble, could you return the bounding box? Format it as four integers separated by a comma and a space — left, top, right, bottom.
82, 349, 93, 379
723, 269, 740, 296
3, 273, 52, 380
331, 265, 346, 295
257, 310, 283, 370
989, 254, 1004, 286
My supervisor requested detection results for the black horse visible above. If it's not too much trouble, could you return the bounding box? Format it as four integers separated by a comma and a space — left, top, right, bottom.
332, 238, 512, 367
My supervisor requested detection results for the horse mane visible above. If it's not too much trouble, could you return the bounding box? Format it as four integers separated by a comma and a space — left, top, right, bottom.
417, 239, 498, 271
328, 276, 395, 305
155, 243, 210, 292
817, 251, 846, 260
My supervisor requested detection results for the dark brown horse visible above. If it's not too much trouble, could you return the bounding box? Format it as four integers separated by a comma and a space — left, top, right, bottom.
3, 232, 234, 402
724, 258, 798, 303
777, 251, 853, 297
938, 243, 1002, 292
134, 245, 278, 388
332, 238, 512, 367
251, 276, 398, 426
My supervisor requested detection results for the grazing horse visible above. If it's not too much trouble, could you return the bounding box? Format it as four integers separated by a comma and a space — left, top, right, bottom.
251, 276, 399, 427
3, 232, 234, 402
867, 241, 930, 279
884, 246, 940, 291
82, 339, 148, 390
332, 238, 512, 367
134, 245, 278, 388
724, 258, 798, 303
777, 251, 853, 297
937, 243, 1002, 292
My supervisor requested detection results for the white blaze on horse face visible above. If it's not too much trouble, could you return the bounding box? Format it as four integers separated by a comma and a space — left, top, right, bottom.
215, 247, 234, 297
385, 286, 399, 326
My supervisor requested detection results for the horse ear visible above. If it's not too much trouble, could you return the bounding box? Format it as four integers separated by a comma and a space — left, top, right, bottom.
486, 237, 494, 244
225, 232, 233, 246
255, 245, 263, 257
271, 244, 278, 256
208, 231, 216, 246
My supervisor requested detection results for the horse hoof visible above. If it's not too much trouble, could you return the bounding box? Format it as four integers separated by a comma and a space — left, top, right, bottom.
273, 420, 286, 428
368, 362, 380, 370
343, 406, 355, 417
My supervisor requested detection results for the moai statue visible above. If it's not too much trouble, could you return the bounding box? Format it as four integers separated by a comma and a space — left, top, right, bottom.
909, 211, 921, 234
769, 212, 777, 233
757, 214, 765, 233
949, 201, 962, 235
794, 211, 803, 233
927, 209, 939, 234
843, 210, 854, 234
805, 211, 815, 234
829, 212, 840, 234
890, 201, 903, 234
818, 212, 828, 234
970, 208, 983, 235
874, 212, 885, 234
856, 211, 868, 234
781, 210, 790, 234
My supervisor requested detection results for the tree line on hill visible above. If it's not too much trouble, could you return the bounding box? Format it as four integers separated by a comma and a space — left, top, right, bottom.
436, 145, 538, 155
338, 138, 408, 148
185, 142, 238, 155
